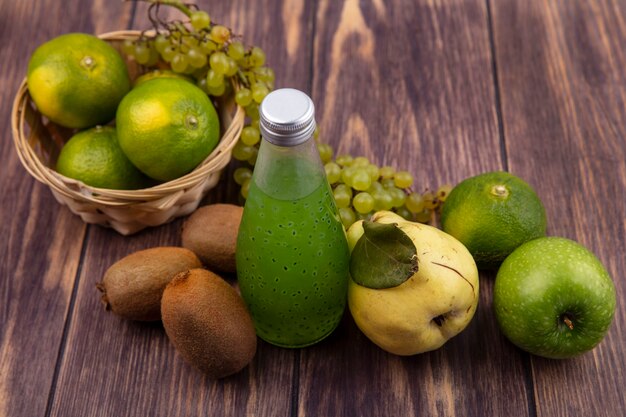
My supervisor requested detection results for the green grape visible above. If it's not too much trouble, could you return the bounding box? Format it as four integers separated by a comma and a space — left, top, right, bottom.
395, 206, 413, 221
250, 119, 260, 130
405, 192, 425, 213
388, 187, 407, 208
234, 167, 252, 185
381, 178, 395, 189
247, 146, 259, 166
210, 25, 231, 44
187, 47, 207, 68
335, 154, 353, 167
232, 141, 256, 160
199, 39, 217, 54
313, 126, 320, 141
161, 45, 177, 62
241, 69, 255, 84
415, 209, 431, 223
351, 169, 372, 191
134, 43, 150, 64
196, 76, 208, 93
353, 192, 375, 214
379, 166, 395, 179
169, 30, 182, 42
190, 11, 211, 31
373, 190, 393, 211
249, 46, 266, 67
335, 184, 353, 198
235, 88, 253, 107
241, 178, 251, 198
333, 187, 352, 209
351, 156, 369, 168
367, 181, 383, 194
394, 171, 414, 189
224, 57, 238, 76
339, 207, 356, 229
436, 184, 453, 202
122, 39, 135, 56
251, 82, 270, 103
423, 192, 438, 210
341, 166, 356, 187
182, 35, 199, 49
317, 143, 333, 164
171, 53, 189, 73
245, 104, 259, 120
209, 51, 229, 74
324, 162, 341, 184
154, 34, 169, 53
206, 69, 224, 88
207, 82, 226, 96
365, 164, 380, 182
241, 126, 260, 146
228, 41, 245, 61
146, 46, 160, 66
333, 190, 350, 208
255, 67, 275, 84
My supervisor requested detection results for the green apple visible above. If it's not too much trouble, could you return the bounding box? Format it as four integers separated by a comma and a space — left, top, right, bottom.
494, 237, 616, 359
347, 211, 479, 356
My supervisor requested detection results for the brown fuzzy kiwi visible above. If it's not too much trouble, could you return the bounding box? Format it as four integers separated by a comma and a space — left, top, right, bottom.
161, 268, 257, 378
181, 204, 243, 274
96, 247, 202, 321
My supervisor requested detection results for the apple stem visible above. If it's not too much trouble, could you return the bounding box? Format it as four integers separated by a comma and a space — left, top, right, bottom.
562, 315, 574, 330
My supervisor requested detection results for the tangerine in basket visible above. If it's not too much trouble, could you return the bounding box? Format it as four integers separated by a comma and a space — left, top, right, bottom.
27, 33, 130, 129
116, 77, 220, 182
56, 126, 152, 190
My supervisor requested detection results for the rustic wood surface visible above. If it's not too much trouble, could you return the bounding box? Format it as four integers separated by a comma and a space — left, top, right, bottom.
0, 1, 624, 416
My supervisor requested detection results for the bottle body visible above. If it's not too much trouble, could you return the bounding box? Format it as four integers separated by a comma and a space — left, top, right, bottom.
236, 137, 349, 348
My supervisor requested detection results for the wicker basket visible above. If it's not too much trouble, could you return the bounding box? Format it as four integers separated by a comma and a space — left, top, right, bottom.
11, 30, 245, 235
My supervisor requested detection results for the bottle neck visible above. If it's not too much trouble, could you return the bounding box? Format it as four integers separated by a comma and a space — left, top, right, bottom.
252, 135, 326, 200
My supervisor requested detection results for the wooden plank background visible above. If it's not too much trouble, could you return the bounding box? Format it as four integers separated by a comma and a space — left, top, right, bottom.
0, 1, 624, 416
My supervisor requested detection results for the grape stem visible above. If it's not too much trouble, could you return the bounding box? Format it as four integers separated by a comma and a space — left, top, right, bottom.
237, 69, 250, 88
129, 0, 194, 17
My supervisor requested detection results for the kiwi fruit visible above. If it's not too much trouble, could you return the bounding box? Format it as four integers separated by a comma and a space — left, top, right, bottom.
97, 247, 202, 321
181, 204, 243, 274
161, 268, 257, 378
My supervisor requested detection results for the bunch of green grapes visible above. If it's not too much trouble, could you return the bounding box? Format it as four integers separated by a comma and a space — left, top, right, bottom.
235, 139, 452, 229
125, 1, 448, 229
121, 0, 272, 162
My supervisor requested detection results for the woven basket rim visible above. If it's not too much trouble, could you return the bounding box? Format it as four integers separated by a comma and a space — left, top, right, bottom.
11, 30, 245, 208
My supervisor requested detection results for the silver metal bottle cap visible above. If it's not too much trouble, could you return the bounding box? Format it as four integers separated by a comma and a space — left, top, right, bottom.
259, 88, 316, 146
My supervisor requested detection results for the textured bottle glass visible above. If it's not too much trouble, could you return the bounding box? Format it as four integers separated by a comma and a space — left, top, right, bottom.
236, 136, 350, 348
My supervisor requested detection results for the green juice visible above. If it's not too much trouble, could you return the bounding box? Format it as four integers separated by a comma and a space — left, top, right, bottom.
236, 159, 350, 348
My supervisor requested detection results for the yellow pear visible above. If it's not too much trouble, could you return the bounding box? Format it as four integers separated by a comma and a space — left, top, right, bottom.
347, 211, 479, 355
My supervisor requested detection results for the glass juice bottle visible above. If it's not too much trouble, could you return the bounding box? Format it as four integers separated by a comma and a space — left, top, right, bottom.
236, 88, 349, 348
